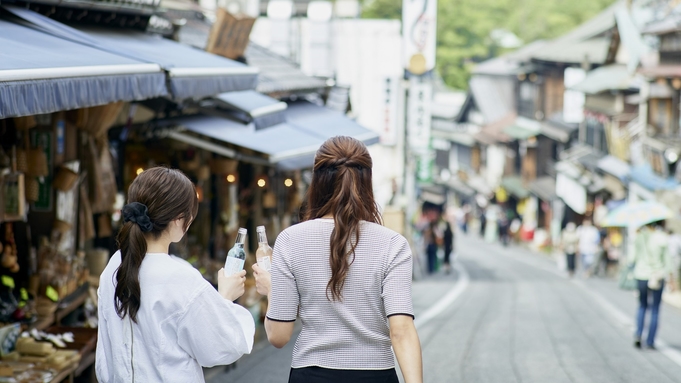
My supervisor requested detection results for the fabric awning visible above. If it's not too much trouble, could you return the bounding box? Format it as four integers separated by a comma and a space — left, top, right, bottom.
529, 177, 557, 201
212, 90, 287, 130
630, 164, 678, 191
163, 101, 378, 170
4, 6, 258, 101
0, 17, 166, 118
504, 116, 542, 140
501, 176, 530, 199
570, 64, 639, 94
597, 155, 631, 181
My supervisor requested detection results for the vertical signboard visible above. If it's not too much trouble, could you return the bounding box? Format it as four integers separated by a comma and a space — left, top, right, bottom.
563, 67, 586, 123
407, 79, 432, 151
402, 0, 437, 74
381, 77, 400, 145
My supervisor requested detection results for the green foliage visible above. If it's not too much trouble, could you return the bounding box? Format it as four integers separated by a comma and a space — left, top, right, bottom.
361, 0, 616, 89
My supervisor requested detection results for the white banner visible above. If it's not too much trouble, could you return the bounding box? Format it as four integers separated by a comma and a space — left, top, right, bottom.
381, 77, 400, 145
556, 173, 587, 214
407, 79, 432, 152
564, 67, 586, 123
402, 0, 437, 74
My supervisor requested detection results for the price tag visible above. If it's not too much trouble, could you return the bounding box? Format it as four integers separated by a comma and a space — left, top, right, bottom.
199, 267, 206, 275
2, 276, 15, 289
20, 288, 28, 301
187, 256, 198, 265
46, 286, 59, 302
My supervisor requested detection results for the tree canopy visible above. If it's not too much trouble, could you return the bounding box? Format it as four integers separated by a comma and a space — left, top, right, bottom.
362, 0, 616, 89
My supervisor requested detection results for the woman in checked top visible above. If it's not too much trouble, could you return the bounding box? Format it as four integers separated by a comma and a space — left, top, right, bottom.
253, 136, 423, 383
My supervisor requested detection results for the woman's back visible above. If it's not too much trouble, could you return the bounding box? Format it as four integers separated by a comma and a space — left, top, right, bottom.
267, 218, 413, 370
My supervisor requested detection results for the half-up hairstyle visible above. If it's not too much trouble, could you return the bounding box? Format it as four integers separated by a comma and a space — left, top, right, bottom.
304, 136, 382, 301
115, 167, 198, 323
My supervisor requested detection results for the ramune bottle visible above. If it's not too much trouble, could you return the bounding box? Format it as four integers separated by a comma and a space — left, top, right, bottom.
224, 228, 247, 276
256, 226, 272, 272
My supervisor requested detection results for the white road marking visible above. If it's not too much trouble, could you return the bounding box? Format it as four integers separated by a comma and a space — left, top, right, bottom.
414, 262, 470, 330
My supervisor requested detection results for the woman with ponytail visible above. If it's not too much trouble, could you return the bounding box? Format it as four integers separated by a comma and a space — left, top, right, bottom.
253, 137, 422, 383
96, 167, 254, 382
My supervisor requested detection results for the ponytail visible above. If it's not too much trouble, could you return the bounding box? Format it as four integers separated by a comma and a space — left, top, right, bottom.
115, 222, 147, 323
305, 137, 381, 302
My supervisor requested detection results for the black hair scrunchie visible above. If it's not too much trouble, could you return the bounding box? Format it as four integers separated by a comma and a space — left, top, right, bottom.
122, 202, 154, 232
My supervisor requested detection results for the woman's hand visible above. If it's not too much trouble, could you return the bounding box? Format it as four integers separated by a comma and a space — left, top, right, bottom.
218, 269, 246, 301
252, 264, 271, 297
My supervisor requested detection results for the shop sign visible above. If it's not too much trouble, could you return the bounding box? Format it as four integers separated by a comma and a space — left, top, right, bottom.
31, 130, 53, 212
381, 77, 400, 145
402, 0, 437, 74
416, 151, 434, 184
407, 79, 432, 152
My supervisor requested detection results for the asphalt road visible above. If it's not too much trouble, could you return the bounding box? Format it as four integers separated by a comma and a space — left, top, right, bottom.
206, 234, 681, 383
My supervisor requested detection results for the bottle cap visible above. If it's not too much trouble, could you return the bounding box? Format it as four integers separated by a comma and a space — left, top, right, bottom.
256, 225, 265, 232
238, 228, 247, 235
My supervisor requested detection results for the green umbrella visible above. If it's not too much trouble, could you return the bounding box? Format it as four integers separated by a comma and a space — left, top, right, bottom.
601, 201, 673, 228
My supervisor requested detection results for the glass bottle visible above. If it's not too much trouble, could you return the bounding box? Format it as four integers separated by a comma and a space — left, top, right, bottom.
224, 228, 247, 276
255, 226, 272, 272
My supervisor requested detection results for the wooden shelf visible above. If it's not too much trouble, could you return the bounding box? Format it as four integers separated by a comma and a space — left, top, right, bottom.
50, 364, 77, 383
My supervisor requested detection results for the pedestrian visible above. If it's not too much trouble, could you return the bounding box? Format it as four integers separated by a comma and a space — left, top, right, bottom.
443, 220, 455, 274
479, 208, 487, 238
425, 220, 439, 274
96, 167, 254, 382
629, 221, 672, 350
561, 222, 579, 277
667, 230, 681, 291
578, 219, 600, 277
252, 137, 422, 383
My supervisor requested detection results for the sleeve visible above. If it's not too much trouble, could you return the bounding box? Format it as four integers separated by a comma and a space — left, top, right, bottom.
267, 232, 299, 322
382, 235, 415, 318
95, 288, 112, 383
176, 284, 255, 368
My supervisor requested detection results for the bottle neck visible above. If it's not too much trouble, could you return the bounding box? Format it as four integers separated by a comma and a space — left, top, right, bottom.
234, 232, 246, 246
257, 231, 268, 245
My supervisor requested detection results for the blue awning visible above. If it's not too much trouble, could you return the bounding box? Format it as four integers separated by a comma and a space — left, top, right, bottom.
285, 101, 380, 145
163, 102, 379, 169
213, 91, 287, 130
630, 164, 678, 191
0, 17, 167, 118
4, 6, 258, 101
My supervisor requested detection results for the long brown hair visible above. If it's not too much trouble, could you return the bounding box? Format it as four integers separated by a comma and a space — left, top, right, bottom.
304, 136, 381, 301
115, 167, 198, 322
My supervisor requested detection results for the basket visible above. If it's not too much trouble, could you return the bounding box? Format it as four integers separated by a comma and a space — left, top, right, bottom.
25, 177, 40, 202
27, 149, 48, 177
53, 220, 72, 235
13, 116, 37, 130
53, 166, 79, 191
35, 297, 58, 318
86, 249, 109, 278
16, 149, 28, 173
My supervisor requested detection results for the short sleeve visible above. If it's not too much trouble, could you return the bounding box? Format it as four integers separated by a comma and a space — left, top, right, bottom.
267, 231, 299, 322
176, 284, 254, 367
382, 235, 414, 318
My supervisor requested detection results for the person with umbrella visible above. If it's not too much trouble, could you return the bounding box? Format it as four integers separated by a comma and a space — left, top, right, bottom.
602, 201, 674, 350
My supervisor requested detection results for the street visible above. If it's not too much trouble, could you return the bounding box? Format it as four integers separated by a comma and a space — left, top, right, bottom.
206, 234, 681, 383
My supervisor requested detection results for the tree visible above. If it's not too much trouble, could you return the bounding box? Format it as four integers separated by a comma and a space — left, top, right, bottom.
361, 0, 616, 89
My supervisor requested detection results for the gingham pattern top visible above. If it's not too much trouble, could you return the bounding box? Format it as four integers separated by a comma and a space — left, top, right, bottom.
267, 218, 414, 370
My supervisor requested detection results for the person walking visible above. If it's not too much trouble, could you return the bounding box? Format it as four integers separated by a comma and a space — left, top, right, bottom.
629, 221, 672, 350
252, 136, 423, 383
578, 219, 600, 277
561, 222, 579, 277
443, 220, 455, 274
424, 220, 439, 275
96, 167, 254, 382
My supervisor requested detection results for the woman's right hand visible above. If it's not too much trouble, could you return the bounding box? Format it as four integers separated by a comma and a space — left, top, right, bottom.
252, 264, 271, 297
218, 269, 246, 301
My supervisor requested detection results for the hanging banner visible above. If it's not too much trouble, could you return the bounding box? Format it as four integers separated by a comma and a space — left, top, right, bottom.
556, 173, 587, 214
407, 79, 432, 152
402, 0, 437, 74
381, 77, 400, 145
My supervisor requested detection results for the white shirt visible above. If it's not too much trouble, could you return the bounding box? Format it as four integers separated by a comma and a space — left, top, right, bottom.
267, 219, 414, 370
578, 225, 600, 256
96, 251, 254, 383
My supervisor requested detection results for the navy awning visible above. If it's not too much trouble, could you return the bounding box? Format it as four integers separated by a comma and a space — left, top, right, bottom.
4, 6, 258, 101
0, 17, 166, 119
163, 102, 379, 170
213, 90, 287, 130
